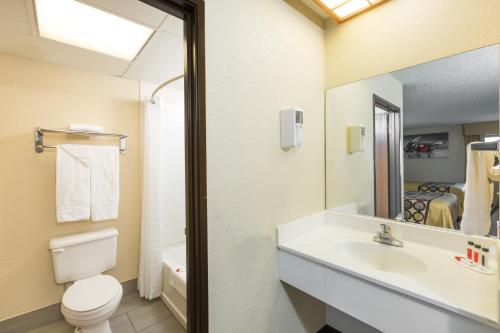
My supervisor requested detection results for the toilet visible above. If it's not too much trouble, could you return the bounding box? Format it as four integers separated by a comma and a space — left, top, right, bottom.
49, 228, 123, 333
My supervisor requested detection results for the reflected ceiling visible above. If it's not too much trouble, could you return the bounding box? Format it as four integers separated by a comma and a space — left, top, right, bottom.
392, 45, 499, 128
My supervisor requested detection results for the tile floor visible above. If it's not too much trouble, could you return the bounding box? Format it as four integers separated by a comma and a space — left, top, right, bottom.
27, 292, 185, 333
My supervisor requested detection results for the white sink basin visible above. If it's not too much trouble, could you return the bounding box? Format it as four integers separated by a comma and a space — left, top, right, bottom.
334, 240, 428, 274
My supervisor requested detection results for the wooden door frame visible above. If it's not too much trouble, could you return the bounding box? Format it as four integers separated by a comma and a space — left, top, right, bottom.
139, 1, 207, 332
373, 106, 391, 218
373, 94, 401, 219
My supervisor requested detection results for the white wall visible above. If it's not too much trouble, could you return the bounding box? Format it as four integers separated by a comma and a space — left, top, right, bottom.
404, 125, 465, 183
326, 74, 403, 215
206, 0, 326, 332
140, 82, 186, 247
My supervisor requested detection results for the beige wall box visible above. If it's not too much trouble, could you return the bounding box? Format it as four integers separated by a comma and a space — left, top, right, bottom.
348, 124, 366, 153
280, 107, 304, 150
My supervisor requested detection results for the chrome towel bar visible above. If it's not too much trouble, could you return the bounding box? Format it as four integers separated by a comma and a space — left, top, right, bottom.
34, 127, 127, 154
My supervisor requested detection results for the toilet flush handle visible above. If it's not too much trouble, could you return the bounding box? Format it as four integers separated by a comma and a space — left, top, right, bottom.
52, 248, 64, 253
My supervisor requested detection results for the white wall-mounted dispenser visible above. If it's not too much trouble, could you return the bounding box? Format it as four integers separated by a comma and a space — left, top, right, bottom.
348, 124, 365, 153
280, 107, 303, 150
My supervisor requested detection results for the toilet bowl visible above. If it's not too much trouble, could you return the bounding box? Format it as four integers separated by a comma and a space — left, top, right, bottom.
61, 275, 123, 333
49, 228, 122, 333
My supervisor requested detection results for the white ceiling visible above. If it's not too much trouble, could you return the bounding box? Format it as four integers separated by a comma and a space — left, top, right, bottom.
0, 0, 183, 86
391, 44, 499, 128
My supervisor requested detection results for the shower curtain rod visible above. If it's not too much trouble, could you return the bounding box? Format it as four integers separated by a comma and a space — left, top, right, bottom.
150, 74, 184, 102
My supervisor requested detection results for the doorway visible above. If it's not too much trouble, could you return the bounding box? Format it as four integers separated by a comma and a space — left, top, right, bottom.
373, 95, 401, 219
139, 1, 207, 332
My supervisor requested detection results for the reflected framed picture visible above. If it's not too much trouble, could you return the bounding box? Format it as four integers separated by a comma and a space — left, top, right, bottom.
403, 132, 449, 159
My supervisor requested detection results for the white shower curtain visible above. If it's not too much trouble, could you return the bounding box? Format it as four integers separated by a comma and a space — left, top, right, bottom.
138, 96, 166, 299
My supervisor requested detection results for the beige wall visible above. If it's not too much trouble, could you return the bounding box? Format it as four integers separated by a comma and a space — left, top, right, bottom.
0, 53, 141, 320
325, 0, 500, 88
206, 0, 326, 332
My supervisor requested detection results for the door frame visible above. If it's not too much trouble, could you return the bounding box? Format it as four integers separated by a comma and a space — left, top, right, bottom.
139, 1, 207, 332
372, 94, 402, 219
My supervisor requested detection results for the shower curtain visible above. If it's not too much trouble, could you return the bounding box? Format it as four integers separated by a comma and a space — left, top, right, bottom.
138, 96, 166, 299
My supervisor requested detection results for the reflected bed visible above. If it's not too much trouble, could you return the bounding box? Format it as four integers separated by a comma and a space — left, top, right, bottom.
404, 181, 465, 215
404, 191, 460, 229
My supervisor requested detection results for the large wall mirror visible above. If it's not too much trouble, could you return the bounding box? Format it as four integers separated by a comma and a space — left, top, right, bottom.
326, 44, 500, 236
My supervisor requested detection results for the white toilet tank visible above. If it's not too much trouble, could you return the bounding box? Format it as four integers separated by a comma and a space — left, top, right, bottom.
49, 228, 119, 284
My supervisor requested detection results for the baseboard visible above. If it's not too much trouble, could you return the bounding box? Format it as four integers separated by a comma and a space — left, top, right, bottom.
122, 278, 138, 296
0, 278, 137, 333
0, 303, 62, 333
318, 325, 342, 333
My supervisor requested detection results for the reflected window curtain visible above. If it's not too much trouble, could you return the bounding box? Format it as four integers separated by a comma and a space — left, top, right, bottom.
464, 135, 481, 147
138, 96, 166, 299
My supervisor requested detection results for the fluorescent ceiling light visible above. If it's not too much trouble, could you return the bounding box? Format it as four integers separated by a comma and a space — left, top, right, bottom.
319, 0, 348, 9
315, 0, 389, 22
35, 0, 153, 60
333, 0, 370, 18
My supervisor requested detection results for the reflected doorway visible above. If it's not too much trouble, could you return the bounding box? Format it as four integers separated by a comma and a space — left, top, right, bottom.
373, 95, 402, 219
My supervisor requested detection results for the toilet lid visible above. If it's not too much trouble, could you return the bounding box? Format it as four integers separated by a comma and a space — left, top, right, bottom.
62, 275, 121, 312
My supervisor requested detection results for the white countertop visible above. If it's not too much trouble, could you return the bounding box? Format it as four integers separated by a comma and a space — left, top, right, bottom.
278, 212, 500, 327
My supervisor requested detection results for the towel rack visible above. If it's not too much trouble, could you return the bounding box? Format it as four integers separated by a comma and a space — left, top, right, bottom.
34, 127, 127, 154
471, 141, 499, 151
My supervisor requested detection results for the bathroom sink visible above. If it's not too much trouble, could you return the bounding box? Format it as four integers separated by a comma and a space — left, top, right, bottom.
334, 241, 428, 274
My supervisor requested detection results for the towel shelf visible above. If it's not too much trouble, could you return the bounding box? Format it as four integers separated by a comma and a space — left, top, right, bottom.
34, 127, 127, 154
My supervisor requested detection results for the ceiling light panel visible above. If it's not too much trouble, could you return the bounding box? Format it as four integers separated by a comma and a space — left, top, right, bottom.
334, 0, 370, 18
315, 0, 390, 23
320, 0, 348, 9
35, 0, 154, 60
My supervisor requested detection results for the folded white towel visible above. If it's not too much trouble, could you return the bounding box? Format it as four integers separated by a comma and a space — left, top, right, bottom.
56, 144, 119, 223
69, 124, 104, 133
169, 266, 187, 298
461, 143, 495, 235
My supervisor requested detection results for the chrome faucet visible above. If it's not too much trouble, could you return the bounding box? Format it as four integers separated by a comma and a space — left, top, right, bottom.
373, 224, 404, 247
394, 213, 405, 223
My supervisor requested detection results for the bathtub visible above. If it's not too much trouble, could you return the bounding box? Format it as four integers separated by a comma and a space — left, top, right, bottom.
161, 242, 187, 329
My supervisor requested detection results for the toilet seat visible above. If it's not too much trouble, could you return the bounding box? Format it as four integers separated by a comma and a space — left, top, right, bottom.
61, 275, 123, 332
62, 275, 122, 313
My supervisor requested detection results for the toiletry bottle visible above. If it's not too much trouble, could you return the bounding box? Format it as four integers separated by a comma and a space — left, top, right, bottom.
481, 247, 490, 267
474, 244, 482, 264
467, 241, 474, 260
